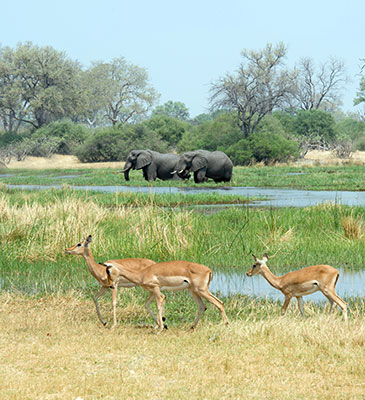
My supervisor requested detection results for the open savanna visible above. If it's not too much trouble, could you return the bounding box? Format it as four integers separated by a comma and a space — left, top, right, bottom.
0, 170, 365, 398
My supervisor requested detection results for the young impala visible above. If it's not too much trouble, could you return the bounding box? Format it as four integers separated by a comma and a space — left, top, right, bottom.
104, 251, 229, 332
65, 235, 156, 327
246, 254, 347, 320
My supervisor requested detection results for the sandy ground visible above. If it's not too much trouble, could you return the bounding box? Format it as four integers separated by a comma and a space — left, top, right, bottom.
3, 150, 365, 169
6, 154, 125, 169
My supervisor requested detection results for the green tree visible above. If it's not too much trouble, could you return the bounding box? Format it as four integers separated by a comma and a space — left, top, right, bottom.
0, 42, 83, 131
293, 109, 337, 145
143, 114, 189, 147
152, 100, 190, 120
87, 58, 159, 126
209, 43, 296, 138
178, 112, 241, 152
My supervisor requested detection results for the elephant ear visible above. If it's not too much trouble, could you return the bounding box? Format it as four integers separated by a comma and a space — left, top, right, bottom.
191, 154, 207, 171
135, 151, 152, 169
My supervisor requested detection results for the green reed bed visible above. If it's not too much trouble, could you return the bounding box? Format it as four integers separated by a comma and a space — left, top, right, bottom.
0, 188, 365, 297
2, 163, 365, 190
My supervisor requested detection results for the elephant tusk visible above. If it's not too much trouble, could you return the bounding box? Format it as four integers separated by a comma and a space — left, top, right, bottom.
170, 171, 177, 174
178, 169, 184, 173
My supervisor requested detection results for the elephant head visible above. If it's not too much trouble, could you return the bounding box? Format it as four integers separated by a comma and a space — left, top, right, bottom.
175, 151, 208, 178
123, 150, 153, 181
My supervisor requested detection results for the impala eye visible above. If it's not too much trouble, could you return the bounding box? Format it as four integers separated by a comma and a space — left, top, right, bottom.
77, 243, 82, 247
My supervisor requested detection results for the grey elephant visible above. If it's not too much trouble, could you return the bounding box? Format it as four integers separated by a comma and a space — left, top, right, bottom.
173, 150, 233, 183
123, 149, 186, 181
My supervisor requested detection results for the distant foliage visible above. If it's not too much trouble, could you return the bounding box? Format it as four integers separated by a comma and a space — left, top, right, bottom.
33, 121, 89, 154
75, 124, 168, 162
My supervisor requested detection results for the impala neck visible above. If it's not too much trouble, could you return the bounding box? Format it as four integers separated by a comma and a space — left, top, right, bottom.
83, 248, 108, 283
260, 265, 282, 291
112, 263, 143, 286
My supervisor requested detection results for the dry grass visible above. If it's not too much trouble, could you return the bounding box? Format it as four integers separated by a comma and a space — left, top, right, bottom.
7, 155, 124, 169
0, 294, 364, 400
342, 212, 364, 239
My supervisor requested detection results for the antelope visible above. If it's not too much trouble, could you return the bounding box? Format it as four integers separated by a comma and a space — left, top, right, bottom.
105, 255, 229, 332
65, 235, 156, 327
246, 254, 347, 320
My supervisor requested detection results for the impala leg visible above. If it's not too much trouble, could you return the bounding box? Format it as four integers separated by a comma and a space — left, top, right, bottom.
322, 289, 348, 321
296, 296, 306, 318
281, 296, 291, 316
111, 287, 118, 328
198, 290, 229, 326
152, 288, 165, 333
190, 291, 207, 329
145, 293, 159, 326
93, 286, 108, 326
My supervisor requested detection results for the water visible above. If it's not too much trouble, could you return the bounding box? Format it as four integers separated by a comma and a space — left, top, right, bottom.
6, 184, 365, 207
210, 268, 365, 300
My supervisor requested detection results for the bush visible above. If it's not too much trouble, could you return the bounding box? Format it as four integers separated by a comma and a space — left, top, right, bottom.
32, 121, 89, 154
226, 132, 299, 165
249, 132, 299, 164
75, 124, 168, 163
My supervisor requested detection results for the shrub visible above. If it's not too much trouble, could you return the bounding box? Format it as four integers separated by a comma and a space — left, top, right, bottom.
249, 132, 299, 164
32, 121, 89, 154
75, 124, 168, 163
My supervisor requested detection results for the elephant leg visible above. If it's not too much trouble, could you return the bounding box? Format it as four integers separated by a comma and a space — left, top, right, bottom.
194, 169, 207, 183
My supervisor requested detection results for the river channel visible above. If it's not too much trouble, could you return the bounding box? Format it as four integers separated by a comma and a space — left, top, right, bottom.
6, 184, 365, 207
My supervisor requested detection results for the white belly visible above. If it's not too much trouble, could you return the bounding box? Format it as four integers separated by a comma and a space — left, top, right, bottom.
158, 276, 190, 292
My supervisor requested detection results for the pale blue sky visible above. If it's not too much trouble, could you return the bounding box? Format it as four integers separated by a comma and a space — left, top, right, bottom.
1, 0, 364, 117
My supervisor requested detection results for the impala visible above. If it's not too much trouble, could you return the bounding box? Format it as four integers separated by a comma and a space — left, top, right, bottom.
65, 235, 156, 327
105, 253, 229, 332
246, 254, 347, 320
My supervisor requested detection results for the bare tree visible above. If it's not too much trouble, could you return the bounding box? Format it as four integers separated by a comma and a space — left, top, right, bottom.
292, 57, 347, 112
209, 43, 296, 138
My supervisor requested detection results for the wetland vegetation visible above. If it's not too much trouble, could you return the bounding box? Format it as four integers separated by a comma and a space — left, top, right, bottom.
1, 163, 365, 190
0, 168, 364, 399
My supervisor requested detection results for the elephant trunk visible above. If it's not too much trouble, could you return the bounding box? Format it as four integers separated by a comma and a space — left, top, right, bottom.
122, 161, 133, 181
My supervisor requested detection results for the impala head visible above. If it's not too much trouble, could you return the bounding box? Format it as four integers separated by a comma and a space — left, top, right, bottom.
65, 235, 92, 256
246, 254, 268, 277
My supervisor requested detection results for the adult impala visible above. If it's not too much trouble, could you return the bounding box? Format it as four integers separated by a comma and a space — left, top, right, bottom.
104, 252, 229, 332
246, 254, 347, 320
65, 235, 156, 327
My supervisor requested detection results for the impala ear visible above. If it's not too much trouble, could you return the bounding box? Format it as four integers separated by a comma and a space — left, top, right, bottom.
85, 235, 92, 247
252, 254, 257, 261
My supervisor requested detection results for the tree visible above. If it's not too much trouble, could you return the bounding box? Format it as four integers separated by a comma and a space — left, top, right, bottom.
292, 57, 346, 112
209, 43, 296, 138
293, 109, 337, 155
143, 114, 189, 147
87, 58, 159, 126
354, 58, 365, 120
0, 42, 83, 131
152, 100, 190, 120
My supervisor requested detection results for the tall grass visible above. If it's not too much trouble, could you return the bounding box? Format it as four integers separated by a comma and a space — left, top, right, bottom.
0, 188, 365, 297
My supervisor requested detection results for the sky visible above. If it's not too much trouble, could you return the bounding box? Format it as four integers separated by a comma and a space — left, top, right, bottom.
1, 0, 364, 118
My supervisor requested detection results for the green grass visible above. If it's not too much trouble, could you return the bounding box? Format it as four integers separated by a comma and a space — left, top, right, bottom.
1, 164, 365, 190
0, 188, 364, 300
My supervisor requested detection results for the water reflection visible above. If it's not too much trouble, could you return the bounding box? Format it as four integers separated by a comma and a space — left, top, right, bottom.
210, 268, 365, 301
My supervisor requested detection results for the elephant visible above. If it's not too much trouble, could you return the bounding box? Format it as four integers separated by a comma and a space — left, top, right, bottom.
123, 149, 187, 181
173, 150, 233, 183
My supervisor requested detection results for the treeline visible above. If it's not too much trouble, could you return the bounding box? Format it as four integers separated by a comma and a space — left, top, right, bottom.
0, 42, 365, 165
1, 108, 365, 166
